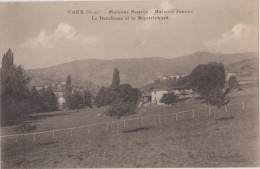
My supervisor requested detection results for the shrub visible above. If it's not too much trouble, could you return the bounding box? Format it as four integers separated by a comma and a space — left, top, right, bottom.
15, 119, 38, 133
105, 99, 136, 120
160, 92, 178, 105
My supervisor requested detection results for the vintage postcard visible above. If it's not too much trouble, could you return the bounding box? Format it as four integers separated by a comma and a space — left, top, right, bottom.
0, 0, 259, 168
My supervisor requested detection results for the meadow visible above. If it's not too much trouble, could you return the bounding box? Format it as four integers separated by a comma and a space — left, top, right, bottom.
1, 85, 259, 168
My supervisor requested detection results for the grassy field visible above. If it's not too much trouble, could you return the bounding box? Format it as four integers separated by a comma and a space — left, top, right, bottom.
1, 86, 259, 168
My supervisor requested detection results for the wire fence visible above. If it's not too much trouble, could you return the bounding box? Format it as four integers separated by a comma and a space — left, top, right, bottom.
0, 101, 246, 143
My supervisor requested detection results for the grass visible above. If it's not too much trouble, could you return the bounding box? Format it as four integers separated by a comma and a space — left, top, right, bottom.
1, 86, 259, 168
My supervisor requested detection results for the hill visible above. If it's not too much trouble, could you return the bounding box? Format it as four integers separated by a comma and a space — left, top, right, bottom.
226, 57, 259, 76
26, 52, 258, 88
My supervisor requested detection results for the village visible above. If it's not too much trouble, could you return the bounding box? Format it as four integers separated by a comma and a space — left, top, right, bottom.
1, 1, 258, 168
31, 70, 256, 110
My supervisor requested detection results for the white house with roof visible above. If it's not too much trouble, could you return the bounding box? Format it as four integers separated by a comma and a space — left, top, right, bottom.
226, 72, 237, 81
58, 96, 65, 110
151, 90, 168, 105
162, 73, 181, 80
151, 87, 193, 105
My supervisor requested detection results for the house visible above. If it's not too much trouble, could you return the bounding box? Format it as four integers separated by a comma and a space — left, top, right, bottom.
60, 81, 66, 86
162, 73, 181, 80
151, 87, 193, 105
226, 72, 237, 81
180, 73, 188, 78
57, 96, 65, 110
141, 92, 152, 103
151, 90, 168, 105
35, 86, 44, 90
44, 84, 50, 88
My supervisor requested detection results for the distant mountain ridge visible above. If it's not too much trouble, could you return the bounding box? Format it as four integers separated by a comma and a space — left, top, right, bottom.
26, 52, 258, 88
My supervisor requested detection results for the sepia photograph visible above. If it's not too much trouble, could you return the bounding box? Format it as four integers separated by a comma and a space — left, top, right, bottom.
0, 0, 259, 168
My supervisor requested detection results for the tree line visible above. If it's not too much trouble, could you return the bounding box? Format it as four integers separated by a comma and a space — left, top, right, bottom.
63, 75, 92, 110
1, 48, 239, 122
1, 49, 59, 121
94, 68, 141, 120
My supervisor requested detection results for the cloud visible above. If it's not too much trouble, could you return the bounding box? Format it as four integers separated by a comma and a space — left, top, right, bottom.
21, 23, 97, 48
205, 23, 258, 53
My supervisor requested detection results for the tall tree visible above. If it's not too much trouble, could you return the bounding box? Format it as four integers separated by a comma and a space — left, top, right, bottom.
1, 49, 31, 120
70, 90, 82, 109
64, 75, 72, 109
46, 86, 58, 111
30, 86, 41, 113
111, 68, 120, 87
94, 87, 111, 107
82, 89, 92, 108
189, 62, 226, 97
188, 62, 229, 107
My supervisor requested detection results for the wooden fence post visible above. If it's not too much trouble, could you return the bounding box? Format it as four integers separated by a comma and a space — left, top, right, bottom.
175, 113, 178, 121
117, 121, 119, 134
225, 105, 228, 112
192, 109, 195, 118
208, 107, 211, 116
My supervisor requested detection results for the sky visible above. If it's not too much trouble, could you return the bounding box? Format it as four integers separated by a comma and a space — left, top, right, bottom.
0, 0, 258, 69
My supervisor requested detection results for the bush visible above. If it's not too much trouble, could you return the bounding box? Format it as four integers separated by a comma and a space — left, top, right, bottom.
95, 84, 141, 107
105, 99, 137, 120
202, 89, 230, 108
228, 75, 239, 90
15, 119, 38, 133
160, 92, 178, 105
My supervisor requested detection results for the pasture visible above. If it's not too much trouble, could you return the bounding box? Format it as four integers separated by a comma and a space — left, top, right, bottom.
1, 86, 259, 168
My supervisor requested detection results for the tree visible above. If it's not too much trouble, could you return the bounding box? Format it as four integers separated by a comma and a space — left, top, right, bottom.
70, 90, 82, 109
95, 84, 141, 107
33, 87, 58, 113
228, 75, 239, 90
202, 89, 230, 108
105, 98, 136, 120
82, 89, 92, 108
64, 75, 73, 109
94, 87, 114, 107
188, 62, 229, 108
38, 88, 50, 112
30, 86, 41, 113
189, 62, 226, 97
114, 84, 140, 105
111, 68, 120, 87
160, 92, 178, 105
46, 86, 58, 111
1, 49, 31, 120
105, 98, 137, 133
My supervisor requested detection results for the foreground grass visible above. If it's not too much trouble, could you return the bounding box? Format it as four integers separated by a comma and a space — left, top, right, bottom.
1, 87, 259, 168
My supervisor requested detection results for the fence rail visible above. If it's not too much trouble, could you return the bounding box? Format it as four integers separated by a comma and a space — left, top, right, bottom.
1, 101, 245, 141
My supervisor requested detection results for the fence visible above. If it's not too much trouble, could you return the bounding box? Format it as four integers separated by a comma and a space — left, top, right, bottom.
0, 101, 246, 143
